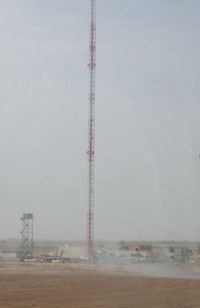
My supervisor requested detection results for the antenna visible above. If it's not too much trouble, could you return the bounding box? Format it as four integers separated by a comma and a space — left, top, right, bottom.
87, 0, 96, 259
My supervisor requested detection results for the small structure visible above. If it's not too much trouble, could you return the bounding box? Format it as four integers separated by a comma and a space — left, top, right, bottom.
20, 213, 34, 259
0, 251, 18, 261
60, 246, 87, 261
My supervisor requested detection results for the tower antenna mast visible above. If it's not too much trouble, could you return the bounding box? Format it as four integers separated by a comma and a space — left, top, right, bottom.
87, 0, 96, 259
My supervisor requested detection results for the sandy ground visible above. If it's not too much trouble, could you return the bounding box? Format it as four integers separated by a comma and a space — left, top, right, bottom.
0, 263, 200, 307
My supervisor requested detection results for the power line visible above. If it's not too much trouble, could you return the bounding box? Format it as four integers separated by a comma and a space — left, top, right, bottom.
97, 66, 200, 157
118, 4, 199, 105
97, 153, 200, 209
0, 4, 73, 107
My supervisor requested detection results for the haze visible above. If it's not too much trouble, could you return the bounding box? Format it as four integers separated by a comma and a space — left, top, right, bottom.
0, 0, 199, 241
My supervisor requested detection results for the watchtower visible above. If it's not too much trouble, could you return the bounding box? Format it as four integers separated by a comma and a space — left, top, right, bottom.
21, 213, 34, 258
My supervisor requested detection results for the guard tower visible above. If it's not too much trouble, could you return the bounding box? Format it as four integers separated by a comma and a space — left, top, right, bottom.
21, 213, 34, 259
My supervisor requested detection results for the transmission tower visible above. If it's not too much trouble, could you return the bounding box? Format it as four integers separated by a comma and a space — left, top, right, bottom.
21, 213, 34, 259
87, 0, 96, 259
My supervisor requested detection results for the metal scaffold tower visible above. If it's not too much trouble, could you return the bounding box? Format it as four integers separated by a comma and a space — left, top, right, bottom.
21, 213, 34, 259
87, 0, 96, 259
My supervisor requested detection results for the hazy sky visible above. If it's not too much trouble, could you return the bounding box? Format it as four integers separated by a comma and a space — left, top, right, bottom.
0, 0, 200, 241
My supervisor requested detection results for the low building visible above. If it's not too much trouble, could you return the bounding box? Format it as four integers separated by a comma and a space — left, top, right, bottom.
59, 246, 88, 260
0, 251, 18, 261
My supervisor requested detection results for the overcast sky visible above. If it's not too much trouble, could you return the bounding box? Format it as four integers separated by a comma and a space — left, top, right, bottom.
0, 0, 200, 241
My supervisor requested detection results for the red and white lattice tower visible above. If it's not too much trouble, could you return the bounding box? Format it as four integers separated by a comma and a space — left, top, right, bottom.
87, 0, 96, 259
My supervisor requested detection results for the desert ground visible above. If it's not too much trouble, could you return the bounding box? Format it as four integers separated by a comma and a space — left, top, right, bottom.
0, 263, 200, 307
